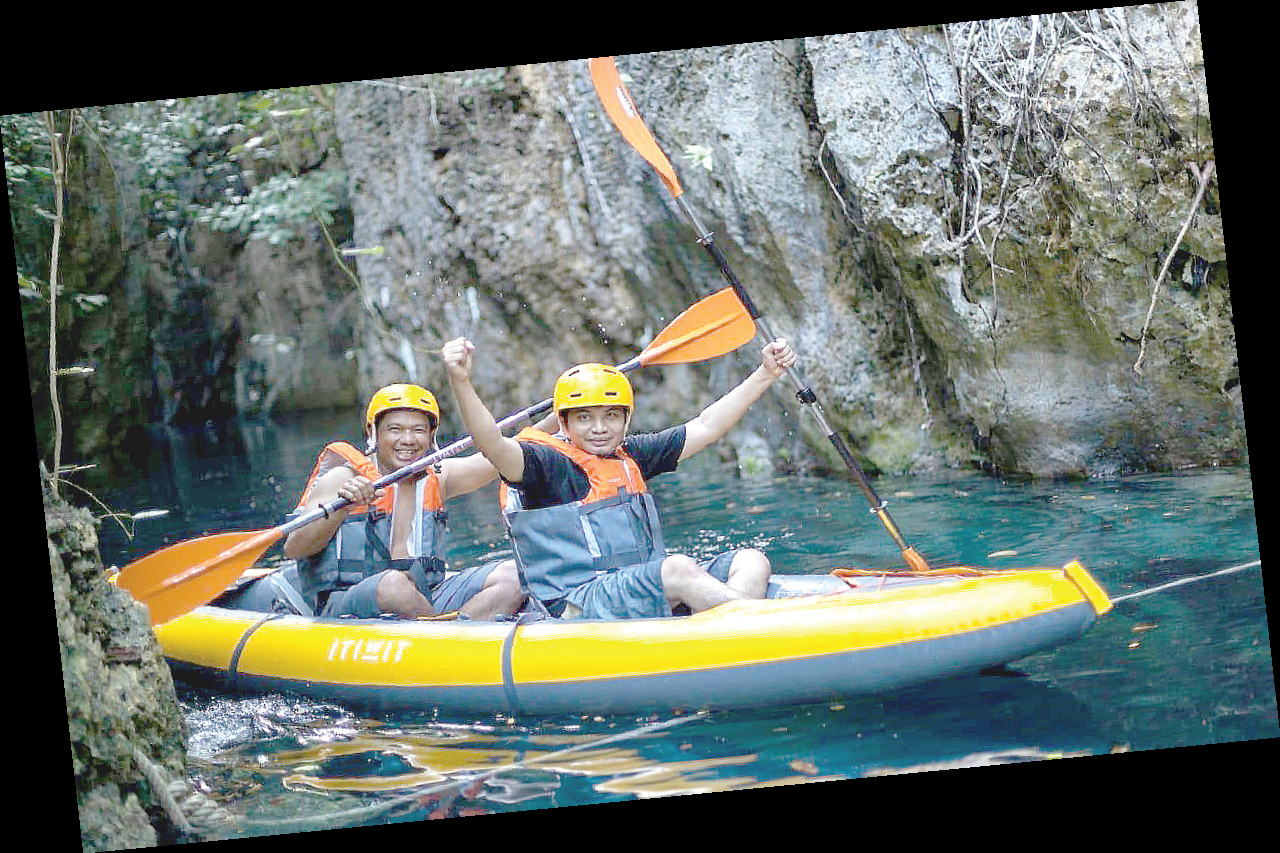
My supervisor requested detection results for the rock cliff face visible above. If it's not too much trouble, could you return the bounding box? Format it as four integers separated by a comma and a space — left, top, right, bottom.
332, 4, 1232, 478
48, 465, 190, 849
803, 10, 1230, 477
34, 5, 1232, 480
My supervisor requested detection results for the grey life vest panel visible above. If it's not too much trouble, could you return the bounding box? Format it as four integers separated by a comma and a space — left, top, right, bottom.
294, 505, 449, 611
504, 487, 665, 604
221, 563, 316, 617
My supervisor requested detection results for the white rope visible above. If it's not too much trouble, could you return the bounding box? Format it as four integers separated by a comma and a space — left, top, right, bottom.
131, 747, 193, 835
1110, 559, 1261, 604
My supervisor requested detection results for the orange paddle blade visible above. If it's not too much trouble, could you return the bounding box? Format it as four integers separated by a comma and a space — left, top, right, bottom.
639, 288, 755, 366
589, 57, 683, 198
114, 528, 284, 625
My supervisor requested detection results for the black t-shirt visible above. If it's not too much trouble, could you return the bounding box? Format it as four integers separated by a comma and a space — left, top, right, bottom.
510, 426, 687, 510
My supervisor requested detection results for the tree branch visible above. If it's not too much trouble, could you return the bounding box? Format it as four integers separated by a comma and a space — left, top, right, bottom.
1132, 160, 1215, 375
42, 110, 75, 497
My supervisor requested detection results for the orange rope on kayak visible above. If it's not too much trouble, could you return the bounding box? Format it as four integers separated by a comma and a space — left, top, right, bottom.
830, 566, 1007, 586
415, 611, 462, 621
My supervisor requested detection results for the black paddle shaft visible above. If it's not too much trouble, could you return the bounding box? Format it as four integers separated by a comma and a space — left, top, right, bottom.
308, 399, 554, 523
672, 196, 916, 555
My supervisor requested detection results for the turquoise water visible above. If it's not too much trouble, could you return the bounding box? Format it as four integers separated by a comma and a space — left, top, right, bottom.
87, 412, 1273, 832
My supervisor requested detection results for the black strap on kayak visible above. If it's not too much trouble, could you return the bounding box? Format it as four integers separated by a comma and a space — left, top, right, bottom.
228, 611, 286, 687
499, 611, 543, 717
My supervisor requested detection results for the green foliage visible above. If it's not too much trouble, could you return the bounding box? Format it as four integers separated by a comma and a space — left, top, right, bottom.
98, 87, 344, 245
3, 112, 54, 200
197, 168, 347, 244
107, 109, 189, 227
4, 158, 54, 193
17, 268, 111, 320
5, 112, 58, 283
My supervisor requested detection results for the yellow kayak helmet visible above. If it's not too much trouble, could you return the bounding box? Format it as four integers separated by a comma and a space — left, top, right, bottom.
365, 383, 440, 438
553, 364, 633, 416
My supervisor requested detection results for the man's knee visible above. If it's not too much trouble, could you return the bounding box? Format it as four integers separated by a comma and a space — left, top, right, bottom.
488, 559, 520, 588
731, 548, 771, 574
487, 560, 525, 605
376, 570, 431, 615
660, 554, 700, 584
727, 549, 770, 598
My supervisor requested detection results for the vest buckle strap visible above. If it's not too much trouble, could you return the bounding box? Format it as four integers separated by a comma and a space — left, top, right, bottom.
591, 548, 649, 572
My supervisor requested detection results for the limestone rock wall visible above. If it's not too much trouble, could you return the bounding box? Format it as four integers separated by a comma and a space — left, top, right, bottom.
48, 465, 190, 849
332, 4, 1232, 477
32, 4, 1233, 480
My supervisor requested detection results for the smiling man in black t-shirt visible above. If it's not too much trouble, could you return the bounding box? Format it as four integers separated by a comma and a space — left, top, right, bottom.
444, 336, 796, 620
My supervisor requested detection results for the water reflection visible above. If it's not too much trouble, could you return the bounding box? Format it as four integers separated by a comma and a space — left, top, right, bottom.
182, 664, 1126, 831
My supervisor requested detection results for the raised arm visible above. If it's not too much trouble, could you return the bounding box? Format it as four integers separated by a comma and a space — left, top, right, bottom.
437, 452, 499, 501
442, 338, 527, 483
679, 338, 796, 461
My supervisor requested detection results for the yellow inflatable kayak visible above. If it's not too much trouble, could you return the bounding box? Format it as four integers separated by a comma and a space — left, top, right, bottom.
154, 561, 1111, 716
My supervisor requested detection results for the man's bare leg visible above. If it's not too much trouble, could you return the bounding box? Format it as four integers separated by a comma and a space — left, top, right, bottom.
375, 570, 434, 618
724, 549, 770, 599
662, 555, 745, 613
458, 560, 524, 620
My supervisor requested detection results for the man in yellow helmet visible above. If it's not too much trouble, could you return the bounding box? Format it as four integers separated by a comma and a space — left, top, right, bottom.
444, 335, 796, 619
281, 383, 524, 620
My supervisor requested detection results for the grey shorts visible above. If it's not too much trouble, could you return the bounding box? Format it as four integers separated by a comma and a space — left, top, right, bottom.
562, 549, 739, 621
320, 560, 500, 619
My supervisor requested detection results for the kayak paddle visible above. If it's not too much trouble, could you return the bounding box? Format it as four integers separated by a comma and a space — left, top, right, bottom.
115, 286, 756, 624
589, 56, 931, 572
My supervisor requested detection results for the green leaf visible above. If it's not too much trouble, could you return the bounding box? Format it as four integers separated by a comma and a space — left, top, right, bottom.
72, 293, 109, 311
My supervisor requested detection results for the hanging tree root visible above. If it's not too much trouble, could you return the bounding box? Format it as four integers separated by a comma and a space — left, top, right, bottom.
1132, 160, 1215, 376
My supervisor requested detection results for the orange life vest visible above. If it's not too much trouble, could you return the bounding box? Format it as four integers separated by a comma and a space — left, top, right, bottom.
297, 441, 445, 519
498, 427, 649, 507
291, 441, 449, 610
